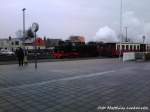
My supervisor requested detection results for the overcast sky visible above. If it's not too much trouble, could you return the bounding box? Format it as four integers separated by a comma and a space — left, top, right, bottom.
0, 0, 150, 42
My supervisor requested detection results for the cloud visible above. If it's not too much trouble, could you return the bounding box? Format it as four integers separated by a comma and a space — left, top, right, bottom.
144, 23, 150, 43
123, 11, 141, 27
122, 11, 150, 43
94, 26, 118, 43
123, 11, 144, 42
92, 11, 150, 44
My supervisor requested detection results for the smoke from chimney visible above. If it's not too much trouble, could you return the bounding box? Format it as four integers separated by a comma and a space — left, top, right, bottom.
91, 11, 150, 43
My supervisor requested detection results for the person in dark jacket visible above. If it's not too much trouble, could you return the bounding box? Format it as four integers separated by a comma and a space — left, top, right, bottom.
16, 47, 24, 66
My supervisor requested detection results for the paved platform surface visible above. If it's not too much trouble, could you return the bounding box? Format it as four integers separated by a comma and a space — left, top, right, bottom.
0, 59, 150, 112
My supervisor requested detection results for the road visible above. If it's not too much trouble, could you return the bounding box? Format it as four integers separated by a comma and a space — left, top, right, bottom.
0, 58, 150, 112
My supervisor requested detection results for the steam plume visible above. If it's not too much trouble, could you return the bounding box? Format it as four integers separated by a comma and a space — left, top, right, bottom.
94, 26, 118, 43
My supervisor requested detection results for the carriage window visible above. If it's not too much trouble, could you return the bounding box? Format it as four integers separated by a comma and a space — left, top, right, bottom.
148, 46, 150, 51
147, 46, 150, 51
130, 45, 133, 51
126, 45, 129, 50
122, 45, 124, 50
117, 45, 120, 50
134, 45, 136, 50
15, 41, 19, 45
137, 46, 140, 50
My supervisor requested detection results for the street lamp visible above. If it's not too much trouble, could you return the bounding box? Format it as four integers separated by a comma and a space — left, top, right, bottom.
22, 8, 26, 45
119, 0, 123, 59
125, 26, 128, 42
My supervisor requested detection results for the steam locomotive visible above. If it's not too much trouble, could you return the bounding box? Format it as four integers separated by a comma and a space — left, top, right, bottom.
52, 42, 150, 59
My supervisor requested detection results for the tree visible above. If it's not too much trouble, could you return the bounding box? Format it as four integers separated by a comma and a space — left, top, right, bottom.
25, 27, 34, 39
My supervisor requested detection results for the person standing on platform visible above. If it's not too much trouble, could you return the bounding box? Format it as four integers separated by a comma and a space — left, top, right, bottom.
16, 47, 24, 66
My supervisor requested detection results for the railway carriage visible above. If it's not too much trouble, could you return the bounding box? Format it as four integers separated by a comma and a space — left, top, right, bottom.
98, 42, 147, 57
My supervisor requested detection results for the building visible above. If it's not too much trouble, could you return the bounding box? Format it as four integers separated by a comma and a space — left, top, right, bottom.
0, 39, 10, 50
45, 39, 63, 48
24, 38, 46, 50
24, 38, 34, 50
0, 38, 23, 51
69, 36, 85, 45
34, 38, 46, 49
10, 38, 23, 51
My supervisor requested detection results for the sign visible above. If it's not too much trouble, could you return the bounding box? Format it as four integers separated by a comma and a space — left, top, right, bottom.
31, 22, 39, 69
32, 23, 39, 32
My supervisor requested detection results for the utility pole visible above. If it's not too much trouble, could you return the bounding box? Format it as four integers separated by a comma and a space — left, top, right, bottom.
120, 0, 123, 41
119, 0, 123, 59
142, 35, 146, 44
34, 32, 37, 69
32, 23, 39, 69
22, 8, 26, 46
125, 26, 128, 42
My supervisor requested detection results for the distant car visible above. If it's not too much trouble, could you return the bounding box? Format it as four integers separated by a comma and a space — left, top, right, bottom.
0, 49, 15, 56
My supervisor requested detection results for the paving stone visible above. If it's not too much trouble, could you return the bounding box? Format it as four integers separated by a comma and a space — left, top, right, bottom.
0, 59, 150, 112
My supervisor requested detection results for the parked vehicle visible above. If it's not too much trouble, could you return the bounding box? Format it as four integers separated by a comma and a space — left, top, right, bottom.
0, 49, 15, 56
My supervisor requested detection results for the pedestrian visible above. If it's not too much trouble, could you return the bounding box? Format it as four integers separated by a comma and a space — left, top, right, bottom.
16, 47, 24, 66
24, 49, 28, 65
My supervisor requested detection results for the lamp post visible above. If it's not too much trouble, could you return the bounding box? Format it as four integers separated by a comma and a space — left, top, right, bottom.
22, 8, 26, 42
142, 35, 146, 44
125, 26, 128, 42
119, 0, 123, 59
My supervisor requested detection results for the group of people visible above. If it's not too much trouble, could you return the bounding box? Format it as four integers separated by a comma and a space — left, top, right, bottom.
15, 47, 28, 66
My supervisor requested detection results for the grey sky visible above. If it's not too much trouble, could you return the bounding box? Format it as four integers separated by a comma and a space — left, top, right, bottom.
0, 0, 150, 42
